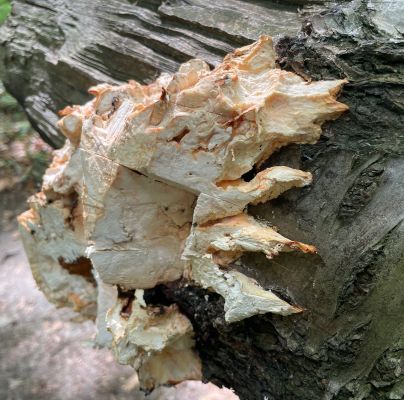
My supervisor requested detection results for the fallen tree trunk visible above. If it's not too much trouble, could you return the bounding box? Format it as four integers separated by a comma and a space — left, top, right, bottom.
1, 1, 404, 400
0, 0, 307, 148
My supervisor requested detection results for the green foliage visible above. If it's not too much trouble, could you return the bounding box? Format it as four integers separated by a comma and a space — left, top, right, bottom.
0, 0, 11, 25
0, 82, 51, 189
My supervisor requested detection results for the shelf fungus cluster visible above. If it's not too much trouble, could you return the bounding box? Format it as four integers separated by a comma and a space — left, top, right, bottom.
18, 36, 348, 388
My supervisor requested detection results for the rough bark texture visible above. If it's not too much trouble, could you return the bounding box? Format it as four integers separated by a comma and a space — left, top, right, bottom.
1, 1, 403, 400
0, 0, 306, 148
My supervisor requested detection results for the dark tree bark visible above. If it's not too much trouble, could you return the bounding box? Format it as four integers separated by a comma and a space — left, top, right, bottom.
0, 0, 307, 147
1, 1, 403, 400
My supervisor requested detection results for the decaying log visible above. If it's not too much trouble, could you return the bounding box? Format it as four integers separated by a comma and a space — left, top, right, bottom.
1, 1, 404, 400
16, 35, 348, 390
0, 0, 307, 148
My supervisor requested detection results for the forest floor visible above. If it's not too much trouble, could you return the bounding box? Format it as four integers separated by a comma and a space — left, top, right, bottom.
0, 84, 238, 400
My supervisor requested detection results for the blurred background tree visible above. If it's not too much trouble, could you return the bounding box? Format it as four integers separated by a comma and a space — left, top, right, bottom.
0, 0, 51, 221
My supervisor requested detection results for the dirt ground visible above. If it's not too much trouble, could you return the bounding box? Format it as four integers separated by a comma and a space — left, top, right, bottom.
0, 217, 146, 400
0, 83, 238, 400
0, 219, 239, 400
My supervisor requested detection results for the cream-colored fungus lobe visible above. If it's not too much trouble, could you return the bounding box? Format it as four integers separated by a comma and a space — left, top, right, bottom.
18, 35, 348, 388
107, 296, 202, 389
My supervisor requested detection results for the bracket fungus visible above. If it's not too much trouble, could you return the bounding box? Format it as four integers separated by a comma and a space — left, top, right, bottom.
18, 35, 348, 388
107, 296, 202, 389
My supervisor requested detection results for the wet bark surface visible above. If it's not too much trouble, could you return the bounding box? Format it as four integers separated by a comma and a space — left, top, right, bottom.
1, 1, 403, 399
